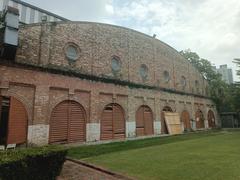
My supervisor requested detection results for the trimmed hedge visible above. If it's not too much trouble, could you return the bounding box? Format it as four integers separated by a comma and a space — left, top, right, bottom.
0, 146, 67, 180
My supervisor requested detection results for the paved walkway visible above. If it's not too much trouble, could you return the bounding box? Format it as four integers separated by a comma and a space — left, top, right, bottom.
58, 160, 134, 180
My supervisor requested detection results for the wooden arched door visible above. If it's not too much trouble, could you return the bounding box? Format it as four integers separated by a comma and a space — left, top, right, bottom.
181, 110, 191, 130
49, 100, 86, 144
208, 110, 216, 128
136, 105, 153, 136
196, 110, 205, 129
7, 97, 28, 144
161, 106, 173, 134
101, 104, 125, 140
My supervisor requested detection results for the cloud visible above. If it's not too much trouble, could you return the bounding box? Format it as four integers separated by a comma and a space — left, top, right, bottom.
111, 0, 240, 80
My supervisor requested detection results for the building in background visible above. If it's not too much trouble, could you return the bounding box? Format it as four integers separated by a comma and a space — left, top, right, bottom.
217, 65, 234, 84
0, 0, 68, 24
212, 64, 234, 84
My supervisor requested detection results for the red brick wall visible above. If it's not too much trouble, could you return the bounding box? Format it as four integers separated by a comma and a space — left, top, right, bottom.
16, 22, 208, 96
0, 22, 218, 144
0, 65, 217, 128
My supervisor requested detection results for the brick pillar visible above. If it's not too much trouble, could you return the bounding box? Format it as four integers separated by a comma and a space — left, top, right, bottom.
86, 89, 100, 142
27, 85, 49, 146
154, 97, 161, 135
126, 94, 136, 138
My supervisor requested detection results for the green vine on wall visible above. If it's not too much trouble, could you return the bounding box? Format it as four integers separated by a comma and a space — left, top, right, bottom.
0, 60, 211, 99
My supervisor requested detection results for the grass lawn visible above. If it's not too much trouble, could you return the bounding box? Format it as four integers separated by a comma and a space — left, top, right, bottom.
68, 130, 240, 180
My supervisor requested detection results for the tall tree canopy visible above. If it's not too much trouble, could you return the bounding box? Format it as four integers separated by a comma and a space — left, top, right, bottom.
179, 49, 221, 81
180, 49, 232, 112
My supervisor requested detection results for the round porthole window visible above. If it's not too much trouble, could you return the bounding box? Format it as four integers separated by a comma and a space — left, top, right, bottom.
139, 64, 148, 79
111, 56, 121, 72
65, 44, 79, 62
163, 71, 170, 82
181, 76, 187, 87
195, 80, 200, 93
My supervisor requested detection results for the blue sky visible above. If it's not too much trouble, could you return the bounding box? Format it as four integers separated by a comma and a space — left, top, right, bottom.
24, 0, 240, 80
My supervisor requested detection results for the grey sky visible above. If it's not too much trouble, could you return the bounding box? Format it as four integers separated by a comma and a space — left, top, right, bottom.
24, 0, 240, 80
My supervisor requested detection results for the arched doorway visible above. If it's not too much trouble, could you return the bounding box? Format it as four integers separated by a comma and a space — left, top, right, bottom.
49, 100, 86, 144
181, 110, 191, 131
101, 103, 125, 140
196, 110, 205, 129
208, 110, 216, 128
0, 96, 28, 145
136, 105, 154, 136
161, 106, 173, 134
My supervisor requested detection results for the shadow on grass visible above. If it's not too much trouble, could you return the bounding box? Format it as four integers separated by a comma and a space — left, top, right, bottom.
68, 130, 223, 159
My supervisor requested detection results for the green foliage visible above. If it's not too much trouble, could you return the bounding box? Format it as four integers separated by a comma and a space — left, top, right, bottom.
0, 146, 67, 180
179, 49, 222, 82
180, 49, 231, 112
225, 82, 240, 112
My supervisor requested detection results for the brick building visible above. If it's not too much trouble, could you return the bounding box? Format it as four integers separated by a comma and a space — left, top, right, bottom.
0, 20, 218, 146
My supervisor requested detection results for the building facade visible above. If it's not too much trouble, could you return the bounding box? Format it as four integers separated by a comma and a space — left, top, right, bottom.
0, 21, 218, 146
217, 65, 234, 84
213, 64, 234, 84
0, 0, 68, 24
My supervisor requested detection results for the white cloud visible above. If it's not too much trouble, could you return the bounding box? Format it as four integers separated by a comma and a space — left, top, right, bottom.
105, 4, 114, 15
111, 0, 240, 80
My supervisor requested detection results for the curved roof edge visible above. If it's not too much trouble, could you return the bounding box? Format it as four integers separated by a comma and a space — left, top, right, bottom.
19, 21, 206, 81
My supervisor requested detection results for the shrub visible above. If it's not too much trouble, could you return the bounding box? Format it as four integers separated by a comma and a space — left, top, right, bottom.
0, 146, 67, 180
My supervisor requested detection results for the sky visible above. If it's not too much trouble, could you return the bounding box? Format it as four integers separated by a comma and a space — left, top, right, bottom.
23, 0, 240, 81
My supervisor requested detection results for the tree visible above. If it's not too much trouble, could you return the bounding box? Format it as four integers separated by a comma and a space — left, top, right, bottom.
231, 59, 240, 112
179, 49, 221, 81
180, 49, 231, 112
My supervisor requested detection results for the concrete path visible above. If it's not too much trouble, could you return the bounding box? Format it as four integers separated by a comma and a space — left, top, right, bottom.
58, 160, 135, 180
